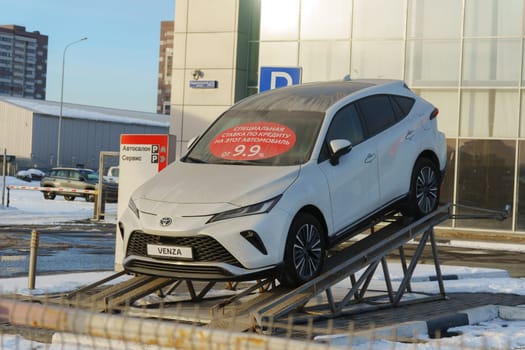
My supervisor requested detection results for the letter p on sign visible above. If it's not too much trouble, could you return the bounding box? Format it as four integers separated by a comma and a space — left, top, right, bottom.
259, 67, 301, 93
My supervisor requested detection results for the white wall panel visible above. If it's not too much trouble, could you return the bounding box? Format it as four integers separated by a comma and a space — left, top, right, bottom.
188, 0, 237, 32
259, 41, 299, 66
185, 32, 236, 69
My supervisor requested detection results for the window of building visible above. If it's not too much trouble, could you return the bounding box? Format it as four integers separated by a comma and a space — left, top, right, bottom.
353, 0, 406, 39
464, 0, 523, 37
351, 41, 404, 79
516, 141, 525, 230
456, 139, 514, 230
260, 0, 299, 40
407, 0, 462, 38
405, 39, 461, 87
414, 89, 460, 137
460, 89, 519, 138
299, 41, 350, 82
439, 139, 456, 227
462, 38, 521, 87
300, 0, 352, 40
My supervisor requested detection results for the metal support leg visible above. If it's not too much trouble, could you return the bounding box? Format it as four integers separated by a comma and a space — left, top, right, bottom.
186, 280, 197, 300
398, 246, 412, 293
350, 274, 360, 300
326, 288, 336, 313
381, 257, 395, 303
359, 261, 379, 299
336, 261, 380, 313
393, 229, 431, 305
196, 281, 217, 300
429, 229, 446, 298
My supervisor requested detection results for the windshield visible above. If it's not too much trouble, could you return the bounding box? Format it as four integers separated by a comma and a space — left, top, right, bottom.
184, 109, 325, 166
80, 169, 99, 182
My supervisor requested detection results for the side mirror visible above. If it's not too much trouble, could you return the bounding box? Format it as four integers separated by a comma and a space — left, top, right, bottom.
187, 135, 199, 149
329, 139, 352, 165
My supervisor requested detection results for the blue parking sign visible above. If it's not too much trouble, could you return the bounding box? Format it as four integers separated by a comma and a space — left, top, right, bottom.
259, 67, 302, 92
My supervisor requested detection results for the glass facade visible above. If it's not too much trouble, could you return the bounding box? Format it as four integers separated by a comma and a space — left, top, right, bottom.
257, 0, 525, 233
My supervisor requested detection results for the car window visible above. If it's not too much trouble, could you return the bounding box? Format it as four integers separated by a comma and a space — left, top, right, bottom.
357, 95, 397, 137
56, 169, 68, 178
79, 169, 98, 182
326, 104, 365, 145
389, 96, 405, 120
70, 171, 81, 180
319, 103, 365, 163
184, 109, 325, 166
392, 95, 415, 116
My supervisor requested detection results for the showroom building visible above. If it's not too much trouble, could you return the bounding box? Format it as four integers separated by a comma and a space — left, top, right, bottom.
171, 0, 525, 234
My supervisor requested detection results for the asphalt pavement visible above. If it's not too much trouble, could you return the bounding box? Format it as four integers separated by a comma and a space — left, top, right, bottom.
0, 221, 116, 278
1, 221, 525, 278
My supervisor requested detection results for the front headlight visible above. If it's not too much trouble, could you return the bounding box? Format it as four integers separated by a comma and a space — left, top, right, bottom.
128, 198, 140, 219
207, 195, 282, 224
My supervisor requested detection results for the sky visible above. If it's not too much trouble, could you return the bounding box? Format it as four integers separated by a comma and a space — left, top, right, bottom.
1, 0, 175, 113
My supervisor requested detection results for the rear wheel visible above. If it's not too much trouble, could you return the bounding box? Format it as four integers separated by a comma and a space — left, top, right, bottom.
64, 195, 75, 201
43, 191, 55, 200
280, 213, 325, 287
405, 157, 440, 218
85, 194, 95, 202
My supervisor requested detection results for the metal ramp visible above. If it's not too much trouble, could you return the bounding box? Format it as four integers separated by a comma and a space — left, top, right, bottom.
211, 204, 451, 329
26, 205, 451, 332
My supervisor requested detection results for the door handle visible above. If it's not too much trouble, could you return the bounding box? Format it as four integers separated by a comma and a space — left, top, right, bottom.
364, 153, 376, 163
405, 130, 415, 140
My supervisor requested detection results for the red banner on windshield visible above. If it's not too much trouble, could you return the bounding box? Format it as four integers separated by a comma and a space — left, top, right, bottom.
209, 122, 296, 161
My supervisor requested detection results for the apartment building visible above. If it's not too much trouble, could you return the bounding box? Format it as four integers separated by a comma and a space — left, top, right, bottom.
157, 21, 173, 115
0, 25, 48, 100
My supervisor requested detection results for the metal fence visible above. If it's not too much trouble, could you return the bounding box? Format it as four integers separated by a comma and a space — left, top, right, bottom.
0, 291, 522, 350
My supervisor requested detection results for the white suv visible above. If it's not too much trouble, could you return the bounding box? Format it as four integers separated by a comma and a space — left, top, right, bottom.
119, 80, 447, 287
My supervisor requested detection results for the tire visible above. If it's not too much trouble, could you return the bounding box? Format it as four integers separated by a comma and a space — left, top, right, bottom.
280, 213, 325, 287
64, 195, 75, 201
405, 157, 440, 218
85, 194, 95, 202
43, 191, 55, 200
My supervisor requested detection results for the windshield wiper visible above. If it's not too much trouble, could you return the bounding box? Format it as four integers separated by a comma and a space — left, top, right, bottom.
183, 156, 207, 163
214, 160, 261, 165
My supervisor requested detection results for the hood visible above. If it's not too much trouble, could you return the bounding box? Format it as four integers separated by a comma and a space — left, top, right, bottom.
133, 161, 300, 208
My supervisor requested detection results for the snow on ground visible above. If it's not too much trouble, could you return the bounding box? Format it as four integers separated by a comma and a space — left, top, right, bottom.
2, 176, 525, 349
0, 176, 116, 225
347, 318, 525, 350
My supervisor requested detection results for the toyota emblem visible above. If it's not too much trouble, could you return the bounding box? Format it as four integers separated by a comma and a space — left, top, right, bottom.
160, 217, 173, 226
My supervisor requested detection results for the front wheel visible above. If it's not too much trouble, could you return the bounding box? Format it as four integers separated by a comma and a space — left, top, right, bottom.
280, 213, 325, 287
405, 158, 440, 218
43, 191, 55, 200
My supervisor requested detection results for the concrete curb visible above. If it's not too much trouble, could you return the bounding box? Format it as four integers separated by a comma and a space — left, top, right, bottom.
315, 304, 525, 347
394, 270, 509, 283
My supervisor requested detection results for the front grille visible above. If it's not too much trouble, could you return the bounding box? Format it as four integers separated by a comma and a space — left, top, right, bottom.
126, 231, 242, 267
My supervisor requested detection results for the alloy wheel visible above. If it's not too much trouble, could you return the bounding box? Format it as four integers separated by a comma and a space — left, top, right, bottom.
292, 223, 323, 281
415, 165, 439, 215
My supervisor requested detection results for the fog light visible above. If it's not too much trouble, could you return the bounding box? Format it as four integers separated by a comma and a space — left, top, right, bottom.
240, 230, 267, 255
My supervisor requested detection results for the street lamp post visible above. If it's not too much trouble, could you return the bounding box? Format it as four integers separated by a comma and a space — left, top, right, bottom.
56, 37, 87, 167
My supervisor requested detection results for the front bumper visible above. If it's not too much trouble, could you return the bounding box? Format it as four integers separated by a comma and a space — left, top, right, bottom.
119, 204, 292, 281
